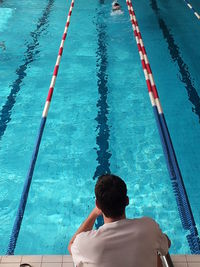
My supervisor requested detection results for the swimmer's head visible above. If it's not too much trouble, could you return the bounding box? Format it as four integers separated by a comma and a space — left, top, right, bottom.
112, 1, 121, 11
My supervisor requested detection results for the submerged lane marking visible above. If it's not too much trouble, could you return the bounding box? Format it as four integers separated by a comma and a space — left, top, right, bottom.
0, 0, 54, 143
150, 0, 200, 122
93, 5, 111, 181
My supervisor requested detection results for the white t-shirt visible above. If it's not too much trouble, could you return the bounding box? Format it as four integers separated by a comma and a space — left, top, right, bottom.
71, 217, 169, 267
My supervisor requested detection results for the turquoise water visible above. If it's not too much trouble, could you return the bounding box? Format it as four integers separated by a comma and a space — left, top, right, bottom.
0, 0, 200, 255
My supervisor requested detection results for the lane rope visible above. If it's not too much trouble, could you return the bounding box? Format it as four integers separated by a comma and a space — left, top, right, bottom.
126, 0, 200, 253
183, 0, 200, 20
7, 0, 75, 255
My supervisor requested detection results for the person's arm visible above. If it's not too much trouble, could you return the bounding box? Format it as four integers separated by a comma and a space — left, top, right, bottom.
68, 207, 102, 255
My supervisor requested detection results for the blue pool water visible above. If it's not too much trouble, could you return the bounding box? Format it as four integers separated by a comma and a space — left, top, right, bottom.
0, 0, 200, 255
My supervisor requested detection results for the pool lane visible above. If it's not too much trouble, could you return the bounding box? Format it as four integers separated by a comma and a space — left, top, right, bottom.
13, 0, 99, 254
126, 0, 200, 253
0, 0, 57, 254
130, 0, 200, 253
147, 0, 200, 245
0, 0, 54, 143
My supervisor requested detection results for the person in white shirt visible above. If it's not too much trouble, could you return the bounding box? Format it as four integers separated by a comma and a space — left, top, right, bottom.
68, 174, 171, 267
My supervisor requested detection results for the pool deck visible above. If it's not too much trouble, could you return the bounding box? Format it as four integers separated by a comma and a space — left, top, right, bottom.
0, 255, 200, 267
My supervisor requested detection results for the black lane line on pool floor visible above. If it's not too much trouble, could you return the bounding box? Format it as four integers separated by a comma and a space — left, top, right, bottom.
150, 0, 200, 122
94, 0, 112, 228
93, 2, 111, 180
0, 0, 54, 144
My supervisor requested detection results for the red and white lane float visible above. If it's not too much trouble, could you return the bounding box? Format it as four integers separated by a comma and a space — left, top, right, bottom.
43, 0, 74, 117
126, 0, 162, 113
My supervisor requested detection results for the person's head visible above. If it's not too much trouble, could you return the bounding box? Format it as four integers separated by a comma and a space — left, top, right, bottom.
95, 174, 129, 219
112, 2, 121, 11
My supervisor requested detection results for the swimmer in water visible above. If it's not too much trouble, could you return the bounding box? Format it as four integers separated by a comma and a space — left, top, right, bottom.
112, 1, 121, 11
0, 41, 6, 51
111, 1, 123, 15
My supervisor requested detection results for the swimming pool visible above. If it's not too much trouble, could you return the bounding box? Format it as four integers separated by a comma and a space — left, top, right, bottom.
0, 0, 200, 255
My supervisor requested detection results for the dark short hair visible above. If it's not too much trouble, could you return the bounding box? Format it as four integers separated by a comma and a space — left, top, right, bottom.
95, 174, 127, 218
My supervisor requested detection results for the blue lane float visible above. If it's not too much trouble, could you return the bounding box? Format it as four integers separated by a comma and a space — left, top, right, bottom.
7, 118, 46, 255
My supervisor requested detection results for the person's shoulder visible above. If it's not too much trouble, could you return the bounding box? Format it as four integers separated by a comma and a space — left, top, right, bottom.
73, 230, 98, 250
140, 216, 160, 226
127, 216, 156, 223
76, 229, 98, 241
127, 217, 159, 228
140, 216, 157, 223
